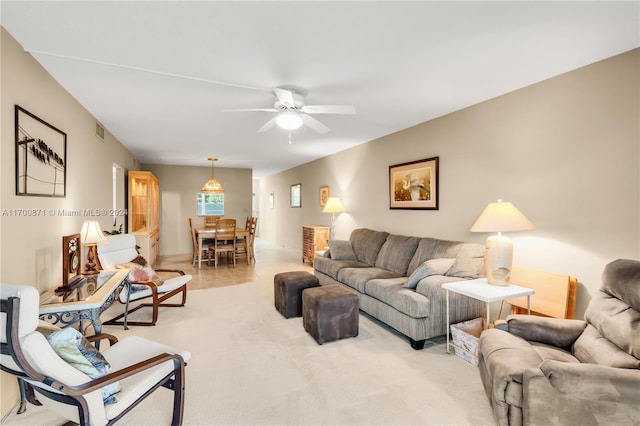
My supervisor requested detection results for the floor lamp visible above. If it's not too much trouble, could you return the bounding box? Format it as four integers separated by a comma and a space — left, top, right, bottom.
470, 199, 535, 286
323, 197, 345, 240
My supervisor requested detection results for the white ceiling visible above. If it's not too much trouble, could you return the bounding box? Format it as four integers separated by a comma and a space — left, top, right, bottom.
2, 1, 638, 178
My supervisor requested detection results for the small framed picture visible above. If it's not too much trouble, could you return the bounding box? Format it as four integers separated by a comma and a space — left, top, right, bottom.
389, 156, 439, 210
290, 183, 301, 208
319, 186, 330, 207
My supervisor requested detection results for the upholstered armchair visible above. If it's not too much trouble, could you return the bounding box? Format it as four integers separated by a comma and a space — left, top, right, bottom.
478, 258, 640, 426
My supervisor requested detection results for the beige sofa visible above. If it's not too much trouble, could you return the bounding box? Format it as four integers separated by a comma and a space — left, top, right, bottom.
313, 228, 486, 349
478, 258, 640, 425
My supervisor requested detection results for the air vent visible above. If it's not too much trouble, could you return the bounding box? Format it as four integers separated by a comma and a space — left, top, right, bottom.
95, 122, 105, 141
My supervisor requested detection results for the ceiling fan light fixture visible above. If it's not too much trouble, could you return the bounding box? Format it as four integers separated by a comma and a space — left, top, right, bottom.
276, 110, 303, 130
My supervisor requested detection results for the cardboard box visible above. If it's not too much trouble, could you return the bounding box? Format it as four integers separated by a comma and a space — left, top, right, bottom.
450, 317, 484, 366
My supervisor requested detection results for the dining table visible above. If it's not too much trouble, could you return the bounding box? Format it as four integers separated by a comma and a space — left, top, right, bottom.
196, 226, 250, 269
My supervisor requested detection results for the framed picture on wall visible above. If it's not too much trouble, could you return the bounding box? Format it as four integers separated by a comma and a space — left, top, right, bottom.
319, 186, 330, 207
389, 156, 439, 210
290, 183, 301, 208
15, 105, 67, 197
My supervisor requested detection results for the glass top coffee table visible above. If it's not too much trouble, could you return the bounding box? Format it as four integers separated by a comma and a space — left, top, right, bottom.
39, 269, 130, 334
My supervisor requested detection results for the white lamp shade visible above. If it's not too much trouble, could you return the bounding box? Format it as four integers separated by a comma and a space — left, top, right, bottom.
276, 111, 303, 130
470, 200, 534, 286
470, 200, 535, 233
80, 221, 109, 245
323, 197, 345, 214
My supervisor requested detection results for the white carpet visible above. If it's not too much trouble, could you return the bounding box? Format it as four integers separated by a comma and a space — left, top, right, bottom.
3, 280, 495, 425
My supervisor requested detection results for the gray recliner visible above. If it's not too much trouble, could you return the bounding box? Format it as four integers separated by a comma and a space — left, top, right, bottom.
478, 258, 640, 426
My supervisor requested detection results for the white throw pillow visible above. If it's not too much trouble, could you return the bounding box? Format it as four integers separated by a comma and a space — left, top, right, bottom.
403, 258, 456, 289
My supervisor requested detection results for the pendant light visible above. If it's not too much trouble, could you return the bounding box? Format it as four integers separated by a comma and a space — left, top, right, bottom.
201, 157, 224, 193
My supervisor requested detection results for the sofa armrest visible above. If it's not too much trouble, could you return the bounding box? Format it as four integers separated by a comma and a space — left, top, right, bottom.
523, 360, 640, 425
506, 314, 586, 349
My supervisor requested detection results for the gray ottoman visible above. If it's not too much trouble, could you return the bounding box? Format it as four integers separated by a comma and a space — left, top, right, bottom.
274, 271, 320, 318
302, 285, 359, 344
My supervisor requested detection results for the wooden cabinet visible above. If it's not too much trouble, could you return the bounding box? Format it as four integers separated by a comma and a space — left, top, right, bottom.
128, 171, 160, 265
302, 225, 330, 264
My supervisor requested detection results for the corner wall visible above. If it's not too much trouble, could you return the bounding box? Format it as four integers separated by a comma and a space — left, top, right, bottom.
259, 48, 640, 320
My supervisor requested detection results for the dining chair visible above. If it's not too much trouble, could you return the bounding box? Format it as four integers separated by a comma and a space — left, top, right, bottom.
233, 217, 252, 265
189, 217, 212, 266
204, 215, 220, 227
0, 284, 190, 426
208, 218, 237, 268
247, 217, 258, 263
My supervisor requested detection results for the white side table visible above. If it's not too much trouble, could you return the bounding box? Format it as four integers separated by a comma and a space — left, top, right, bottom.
442, 278, 535, 354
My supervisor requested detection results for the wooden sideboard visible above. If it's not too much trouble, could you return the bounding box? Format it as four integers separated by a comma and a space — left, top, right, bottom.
302, 225, 330, 264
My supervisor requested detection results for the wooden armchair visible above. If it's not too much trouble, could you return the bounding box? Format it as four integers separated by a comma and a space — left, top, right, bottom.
97, 234, 191, 326
0, 284, 190, 425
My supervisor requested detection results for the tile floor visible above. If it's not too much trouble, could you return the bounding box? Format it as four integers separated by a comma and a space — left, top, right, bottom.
157, 237, 314, 290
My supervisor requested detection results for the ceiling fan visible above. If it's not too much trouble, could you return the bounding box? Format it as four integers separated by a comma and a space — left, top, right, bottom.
224, 87, 356, 134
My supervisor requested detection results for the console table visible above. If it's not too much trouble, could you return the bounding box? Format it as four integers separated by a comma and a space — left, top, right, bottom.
39, 269, 130, 335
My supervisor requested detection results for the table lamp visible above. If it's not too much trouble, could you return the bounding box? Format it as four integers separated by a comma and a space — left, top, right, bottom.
80, 220, 109, 275
470, 199, 535, 286
323, 197, 345, 240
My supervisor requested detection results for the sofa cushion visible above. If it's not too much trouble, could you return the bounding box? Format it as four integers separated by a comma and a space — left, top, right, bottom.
349, 228, 389, 265
327, 240, 357, 261
404, 258, 455, 289
375, 234, 420, 275
337, 267, 402, 293
313, 257, 368, 281
407, 238, 485, 278
583, 289, 640, 362
365, 278, 430, 318
446, 250, 485, 279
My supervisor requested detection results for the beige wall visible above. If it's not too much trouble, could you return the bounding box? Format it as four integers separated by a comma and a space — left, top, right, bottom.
142, 163, 253, 255
0, 28, 140, 417
259, 48, 640, 320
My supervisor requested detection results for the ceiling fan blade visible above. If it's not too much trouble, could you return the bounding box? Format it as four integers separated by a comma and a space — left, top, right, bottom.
222, 108, 277, 112
273, 87, 296, 108
257, 117, 278, 133
300, 105, 356, 115
301, 114, 330, 134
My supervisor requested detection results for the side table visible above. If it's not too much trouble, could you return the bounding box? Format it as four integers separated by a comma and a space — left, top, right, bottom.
39, 269, 131, 335
442, 278, 534, 354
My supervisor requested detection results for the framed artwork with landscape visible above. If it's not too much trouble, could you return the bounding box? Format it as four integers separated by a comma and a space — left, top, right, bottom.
389, 156, 439, 210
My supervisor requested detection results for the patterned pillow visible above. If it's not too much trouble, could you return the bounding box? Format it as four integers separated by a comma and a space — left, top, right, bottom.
37, 324, 120, 404
403, 258, 456, 289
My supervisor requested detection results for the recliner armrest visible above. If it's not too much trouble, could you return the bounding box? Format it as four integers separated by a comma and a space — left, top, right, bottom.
506, 314, 586, 349
534, 360, 640, 401
523, 360, 640, 425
